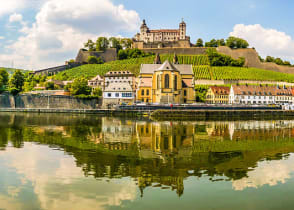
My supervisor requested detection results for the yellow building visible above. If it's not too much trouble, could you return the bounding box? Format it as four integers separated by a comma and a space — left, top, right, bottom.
137, 58, 195, 104
206, 86, 230, 104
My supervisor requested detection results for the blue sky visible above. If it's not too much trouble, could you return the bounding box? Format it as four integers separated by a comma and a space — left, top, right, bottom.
0, 0, 294, 70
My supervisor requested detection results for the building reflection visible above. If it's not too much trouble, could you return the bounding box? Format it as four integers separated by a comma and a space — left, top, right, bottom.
2, 113, 294, 196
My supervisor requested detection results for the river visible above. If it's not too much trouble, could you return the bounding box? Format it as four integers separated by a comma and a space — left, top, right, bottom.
1, 113, 294, 209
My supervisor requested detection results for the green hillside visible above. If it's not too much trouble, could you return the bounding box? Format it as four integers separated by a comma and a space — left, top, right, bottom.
54, 54, 294, 83
1, 67, 28, 75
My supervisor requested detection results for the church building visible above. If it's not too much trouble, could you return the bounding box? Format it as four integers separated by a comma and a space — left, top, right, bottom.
137, 54, 195, 104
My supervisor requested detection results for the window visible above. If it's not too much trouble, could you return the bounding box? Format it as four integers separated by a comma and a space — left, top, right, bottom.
165, 74, 169, 88
147, 89, 149, 96
107, 93, 111, 97
174, 75, 177, 90
115, 93, 119, 97
122, 93, 132, 97
157, 75, 160, 89
184, 90, 187, 96
141, 89, 144, 96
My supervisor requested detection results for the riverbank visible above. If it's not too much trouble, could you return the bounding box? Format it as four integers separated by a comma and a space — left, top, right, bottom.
2, 108, 294, 121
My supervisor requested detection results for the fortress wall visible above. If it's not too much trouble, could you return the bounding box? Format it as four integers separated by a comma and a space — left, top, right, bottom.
142, 47, 207, 55
75, 48, 117, 63
217, 46, 294, 74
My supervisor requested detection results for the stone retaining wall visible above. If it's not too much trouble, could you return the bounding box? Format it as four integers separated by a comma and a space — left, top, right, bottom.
0, 93, 101, 109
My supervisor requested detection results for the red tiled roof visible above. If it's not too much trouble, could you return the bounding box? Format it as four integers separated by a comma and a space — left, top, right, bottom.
232, 85, 293, 96
210, 86, 230, 95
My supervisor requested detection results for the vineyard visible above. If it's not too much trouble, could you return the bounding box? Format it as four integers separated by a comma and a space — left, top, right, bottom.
54, 54, 294, 83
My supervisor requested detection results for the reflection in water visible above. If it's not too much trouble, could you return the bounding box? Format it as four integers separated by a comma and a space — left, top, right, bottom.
1, 113, 294, 209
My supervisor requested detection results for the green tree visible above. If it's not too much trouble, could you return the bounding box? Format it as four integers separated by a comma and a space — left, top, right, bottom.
45, 82, 55, 90
92, 87, 102, 97
217, 39, 226, 46
195, 38, 204, 47
9, 70, 25, 95
265, 56, 274, 62
118, 49, 128, 60
87, 56, 104, 64
96, 37, 109, 51
71, 77, 91, 96
84, 39, 95, 51
0, 69, 9, 85
120, 38, 133, 49
226, 36, 249, 49
109, 37, 122, 51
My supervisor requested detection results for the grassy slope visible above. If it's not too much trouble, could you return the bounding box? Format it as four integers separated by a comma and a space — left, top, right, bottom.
54, 54, 294, 83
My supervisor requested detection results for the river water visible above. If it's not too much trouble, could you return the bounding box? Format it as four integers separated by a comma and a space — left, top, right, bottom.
1, 113, 294, 210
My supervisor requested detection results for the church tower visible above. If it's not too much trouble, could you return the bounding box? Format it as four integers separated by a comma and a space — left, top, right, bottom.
140, 19, 149, 42
179, 19, 186, 40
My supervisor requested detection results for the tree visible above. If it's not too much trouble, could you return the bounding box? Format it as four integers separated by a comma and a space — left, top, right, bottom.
87, 56, 104, 64
265, 56, 274, 62
92, 87, 102, 97
118, 49, 128, 60
45, 82, 55, 90
70, 77, 91, 96
96, 37, 109, 51
0, 69, 9, 92
84, 39, 95, 51
217, 39, 226, 46
109, 37, 122, 51
195, 38, 204, 47
120, 38, 133, 49
0, 69, 9, 86
9, 70, 25, 95
226, 36, 249, 49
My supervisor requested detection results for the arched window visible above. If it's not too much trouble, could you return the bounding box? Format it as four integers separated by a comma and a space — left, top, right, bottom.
165, 74, 169, 88
141, 89, 145, 96
174, 75, 177, 90
157, 75, 160, 89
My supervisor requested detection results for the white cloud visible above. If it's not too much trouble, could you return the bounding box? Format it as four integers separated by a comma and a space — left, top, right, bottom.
230, 24, 294, 61
0, 0, 140, 70
9, 13, 23, 23
0, 0, 45, 17
0, 36, 5, 40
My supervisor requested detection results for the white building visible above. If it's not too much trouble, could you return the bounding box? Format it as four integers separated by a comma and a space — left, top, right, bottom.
88, 75, 103, 89
134, 19, 189, 43
229, 85, 293, 105
102, 71, 136, 107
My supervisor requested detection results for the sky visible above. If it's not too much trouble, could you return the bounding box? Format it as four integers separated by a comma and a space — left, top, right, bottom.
0, 0, 294, 70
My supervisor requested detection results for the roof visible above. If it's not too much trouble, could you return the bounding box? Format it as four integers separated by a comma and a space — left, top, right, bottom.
104, 82, 133, 92
182, 79, 193, 88
149, 29, 179, 33
139, 78, 152, 87
140, 60, 193, 75
210, 86, 230, 95
89, 75, 103, 81
232, 85, 293, 96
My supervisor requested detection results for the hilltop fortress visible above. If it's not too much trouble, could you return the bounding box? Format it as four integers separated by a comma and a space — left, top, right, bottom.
132, 19, 191, 49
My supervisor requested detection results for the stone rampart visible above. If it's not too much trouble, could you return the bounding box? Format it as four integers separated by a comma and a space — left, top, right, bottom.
75, 48, 117, 64
141, 47, 207, 55
217, 46, 294, 74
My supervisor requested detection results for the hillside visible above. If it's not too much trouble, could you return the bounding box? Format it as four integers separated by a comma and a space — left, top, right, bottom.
1, 67, 28, 75
54, 54, 294, 83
